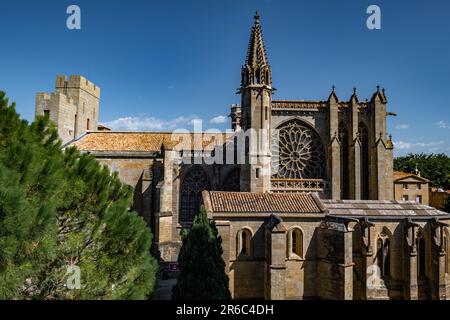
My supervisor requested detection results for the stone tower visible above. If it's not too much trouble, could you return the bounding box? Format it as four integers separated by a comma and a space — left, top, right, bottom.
239, 12, 273, 193
35, 75, 100, 145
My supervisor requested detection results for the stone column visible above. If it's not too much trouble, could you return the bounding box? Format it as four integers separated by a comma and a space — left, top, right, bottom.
349, 97, 361, 200
431, 219, 448, 300
359, 218, 374, 299
264, 215, 287, 300
156, 141, 176, 262
403, 218, 419, 300
317, 216, 355, 300
329, 91, 341, 200
141, 168, 153, 226
370, 89, 393, 200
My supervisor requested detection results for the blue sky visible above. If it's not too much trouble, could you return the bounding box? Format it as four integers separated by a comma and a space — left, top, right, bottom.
0, 0, 449, 156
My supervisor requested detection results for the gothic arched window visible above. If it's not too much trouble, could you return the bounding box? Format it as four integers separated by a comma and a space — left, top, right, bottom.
237, 228, 252, 257
222, 168, 240, 191
358, 123, 369, 199
417, 232, 426, 277
180, 166, 210, 224
272, 119, 325, 179
287, 228, 303, 259
376, 232, 390, 278
339, 124, 349, 199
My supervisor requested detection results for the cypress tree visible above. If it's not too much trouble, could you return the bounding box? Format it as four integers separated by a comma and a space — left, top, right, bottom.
172, 206, 231, 300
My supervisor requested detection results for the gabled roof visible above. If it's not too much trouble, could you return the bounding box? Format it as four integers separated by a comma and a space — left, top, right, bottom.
67, 131, 232, 153
203, 191, 324, 214
393, 171, 429, 183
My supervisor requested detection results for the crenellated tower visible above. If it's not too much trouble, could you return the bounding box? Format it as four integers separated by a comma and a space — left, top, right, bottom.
35, 75, 100, 145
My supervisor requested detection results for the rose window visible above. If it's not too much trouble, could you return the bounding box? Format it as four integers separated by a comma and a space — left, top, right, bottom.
272, 120, 325, 179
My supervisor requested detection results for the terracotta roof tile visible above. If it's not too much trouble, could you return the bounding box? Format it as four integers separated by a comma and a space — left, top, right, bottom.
393, 171, 429, 182
322, 200, 448, 217
68, 131, 232, 153
206, 191, 323, 214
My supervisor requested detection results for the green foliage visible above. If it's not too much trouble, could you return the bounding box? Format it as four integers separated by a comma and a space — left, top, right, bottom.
37, 147, 157, 299
0, 91, 157, 299
394, 153, 450, 189
172, 206, 231, 300
0, 91, 63, 299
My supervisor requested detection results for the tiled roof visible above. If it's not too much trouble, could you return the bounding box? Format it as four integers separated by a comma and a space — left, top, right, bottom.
323, 200, 448, 217
393, 171, 429, 182
204, 191, 323, 214
68, 131, 232, 153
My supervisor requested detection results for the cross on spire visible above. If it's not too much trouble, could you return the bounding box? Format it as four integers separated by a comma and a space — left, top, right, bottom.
254, 11, 260, 22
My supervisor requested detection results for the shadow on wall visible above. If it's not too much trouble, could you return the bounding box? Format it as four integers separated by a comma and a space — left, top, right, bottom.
230, 224, 265, 299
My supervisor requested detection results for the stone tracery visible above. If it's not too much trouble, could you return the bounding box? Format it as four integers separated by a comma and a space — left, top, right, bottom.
272, 119, 325, 179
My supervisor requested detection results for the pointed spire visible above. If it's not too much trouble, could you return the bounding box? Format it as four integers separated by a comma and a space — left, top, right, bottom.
328, 85, 339, 102
371, 84, 387, 103
350, 87, 359, 103
241, 12, 272, 87
245, 11, 269, 68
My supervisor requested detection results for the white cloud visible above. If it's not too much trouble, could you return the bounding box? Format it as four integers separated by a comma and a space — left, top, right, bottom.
437, 121, 450, 129
105, 115, 202, 131
210, 115, 228, 124
395, 124, 409, 130
394, 140, 445, 150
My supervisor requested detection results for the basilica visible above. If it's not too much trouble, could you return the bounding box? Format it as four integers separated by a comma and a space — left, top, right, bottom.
36, 13, 450, 300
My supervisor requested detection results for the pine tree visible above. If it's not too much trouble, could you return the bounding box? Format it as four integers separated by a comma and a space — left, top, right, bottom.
36, 147, 157, 300
0, 91, 157, 299
0, 91, 63, 299
172, 206, 231, 300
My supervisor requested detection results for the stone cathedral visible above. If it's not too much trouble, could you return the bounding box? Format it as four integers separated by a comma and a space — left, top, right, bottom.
36, 13, 450, 300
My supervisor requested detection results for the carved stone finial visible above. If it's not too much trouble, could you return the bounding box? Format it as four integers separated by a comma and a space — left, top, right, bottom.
377, 84, 380, 92
254, 11, 260, 22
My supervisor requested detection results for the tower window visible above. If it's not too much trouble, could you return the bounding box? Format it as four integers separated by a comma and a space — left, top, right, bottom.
87, 119, 90, 131
74, 114, 77, 137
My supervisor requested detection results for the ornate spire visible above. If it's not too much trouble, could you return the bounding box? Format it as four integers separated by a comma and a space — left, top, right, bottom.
350, 87, 359, 103
245, 11, 268, 67
328, 85, 339, 102
241, 12, 272, 87
371, 84, 387, 103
